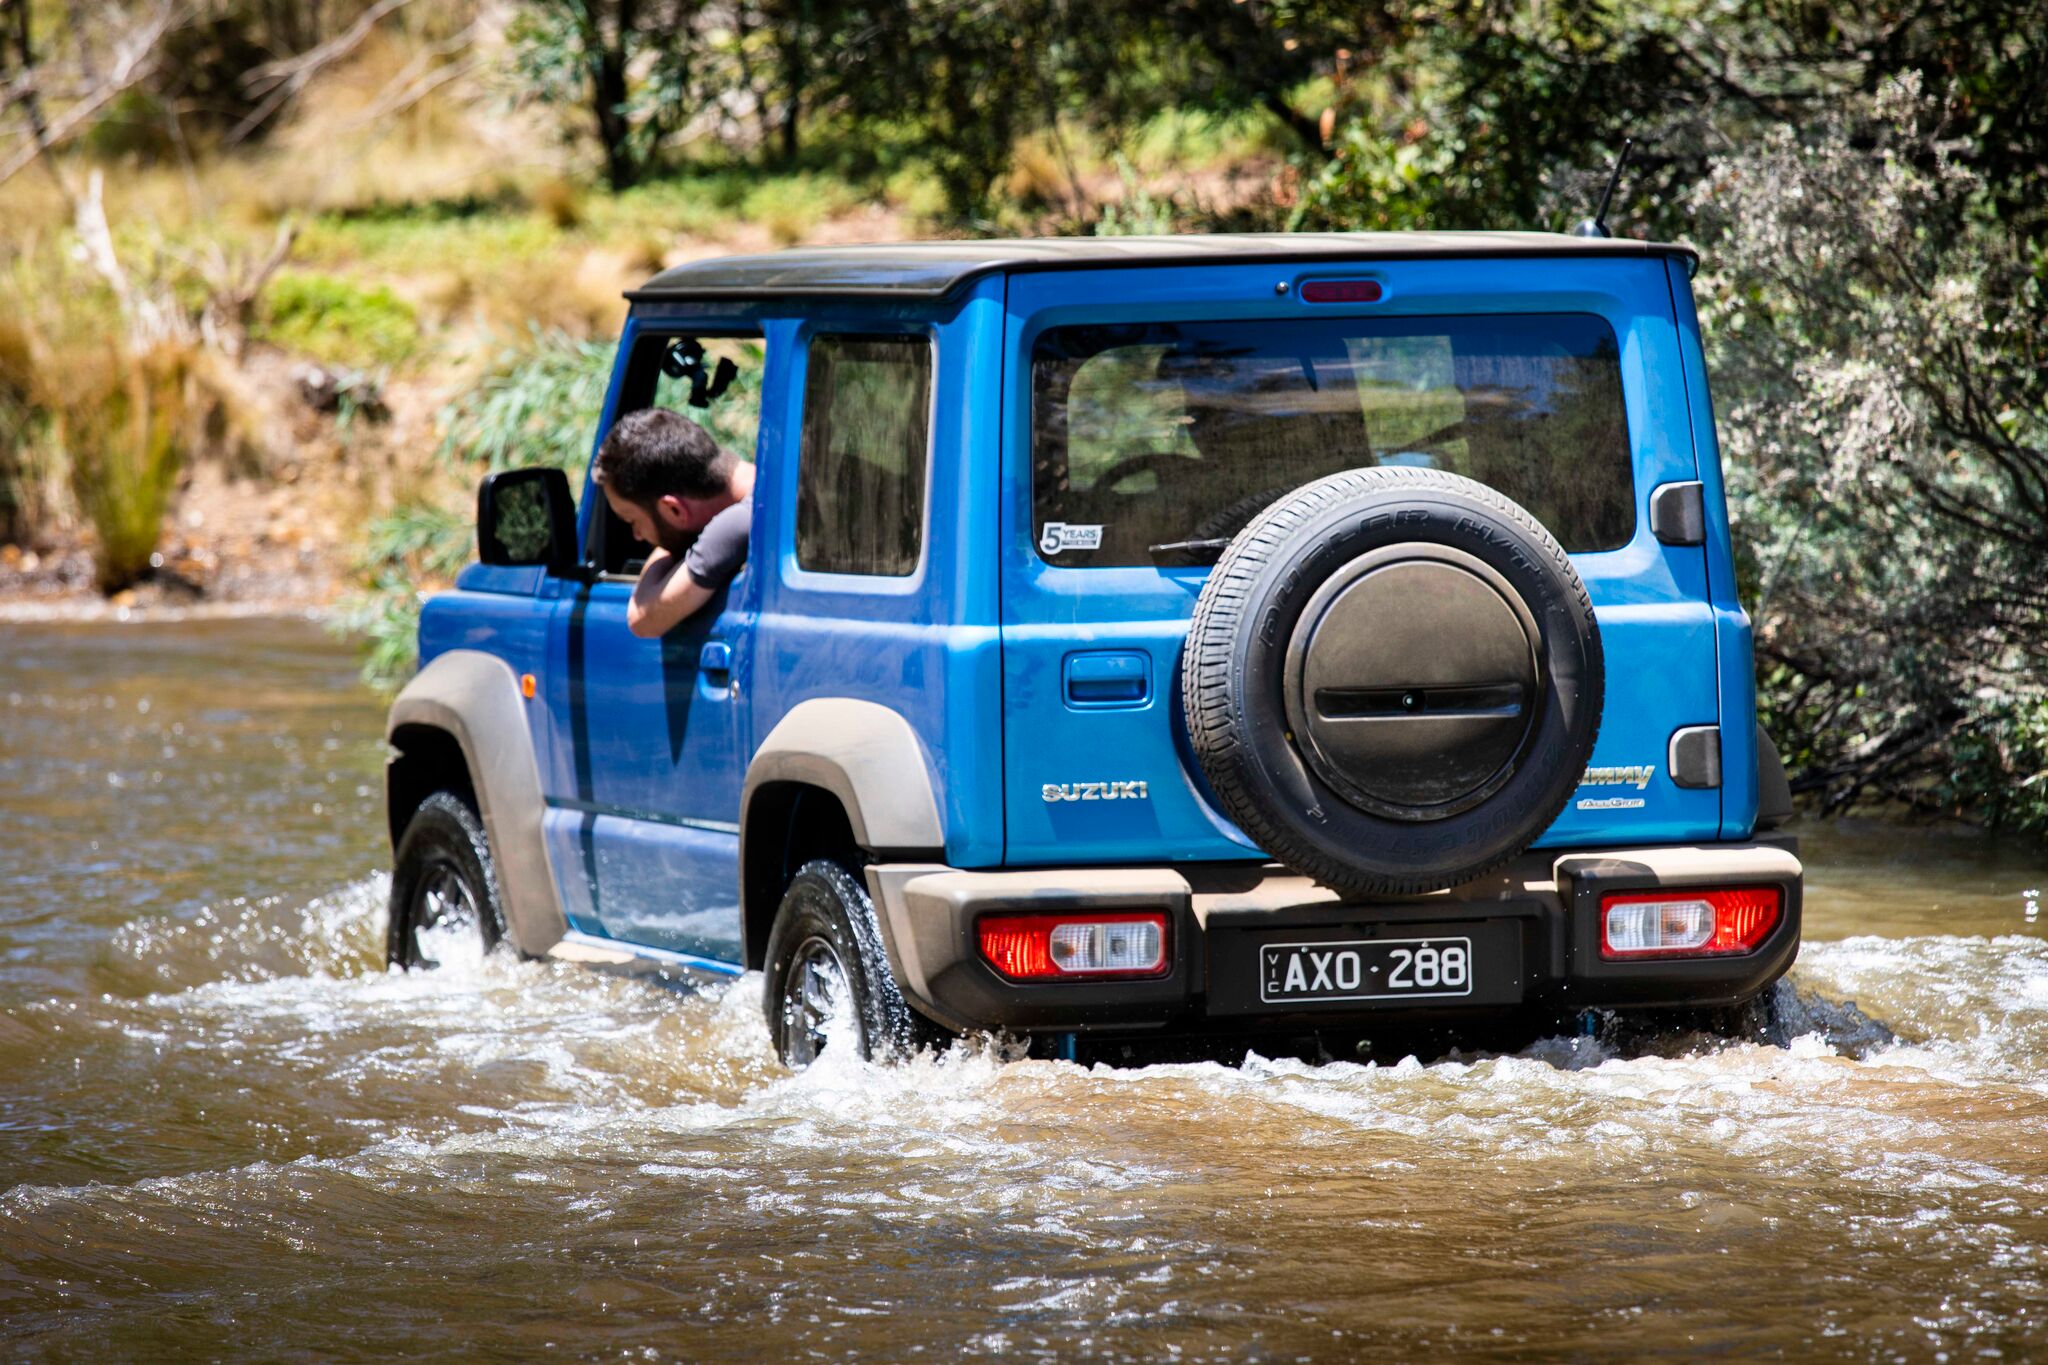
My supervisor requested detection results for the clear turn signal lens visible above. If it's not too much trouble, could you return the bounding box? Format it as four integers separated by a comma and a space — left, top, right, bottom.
1049, 920, 1162, 974
1600, 886, 1782, 959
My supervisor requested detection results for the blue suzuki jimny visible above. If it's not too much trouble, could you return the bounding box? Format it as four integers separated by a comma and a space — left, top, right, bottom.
383, 232, 1800, 1065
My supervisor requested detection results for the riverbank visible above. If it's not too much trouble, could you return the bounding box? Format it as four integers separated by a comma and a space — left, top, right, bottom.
0, 465, 351, 619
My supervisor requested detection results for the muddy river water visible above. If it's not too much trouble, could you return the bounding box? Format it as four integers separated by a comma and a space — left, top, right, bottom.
3, 616, 2047, 1360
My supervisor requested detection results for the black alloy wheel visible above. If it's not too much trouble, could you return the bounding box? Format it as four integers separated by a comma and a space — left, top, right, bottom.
761, 859, 940, 1066
387, 791, 508, 968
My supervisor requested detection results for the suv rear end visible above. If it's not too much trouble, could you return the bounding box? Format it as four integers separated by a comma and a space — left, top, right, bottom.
864, 240, 1799, 1042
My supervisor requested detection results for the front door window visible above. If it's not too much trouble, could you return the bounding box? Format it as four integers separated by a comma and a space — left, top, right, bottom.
541, 329, 767, 962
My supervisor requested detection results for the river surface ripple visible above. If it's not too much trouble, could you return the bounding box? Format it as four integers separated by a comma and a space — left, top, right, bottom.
3, 616, 2047, 1361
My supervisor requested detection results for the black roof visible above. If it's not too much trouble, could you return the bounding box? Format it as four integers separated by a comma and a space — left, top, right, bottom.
628, 231, 1694, 303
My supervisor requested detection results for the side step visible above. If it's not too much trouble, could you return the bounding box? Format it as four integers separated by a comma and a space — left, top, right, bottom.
545, 930, 745, 981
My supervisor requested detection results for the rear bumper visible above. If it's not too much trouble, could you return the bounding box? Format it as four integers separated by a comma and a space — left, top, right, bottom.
864, 839, 1802, 1036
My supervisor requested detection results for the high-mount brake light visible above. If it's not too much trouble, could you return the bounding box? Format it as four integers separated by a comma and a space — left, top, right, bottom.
1600, 886, 1782, 959
1298, 279, 1383, 304
977, 913, 1169, 980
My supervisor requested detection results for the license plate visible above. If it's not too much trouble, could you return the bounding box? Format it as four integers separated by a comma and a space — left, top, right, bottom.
1260, 936, 1475, 1004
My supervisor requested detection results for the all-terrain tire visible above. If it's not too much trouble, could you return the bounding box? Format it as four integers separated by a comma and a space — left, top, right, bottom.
1184, 467, 1604, 896
761, 860, 943, 1066
387, 791, 509, 968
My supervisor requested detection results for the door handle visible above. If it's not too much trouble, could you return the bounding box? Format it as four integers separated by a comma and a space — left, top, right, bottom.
699, 640, 732, 679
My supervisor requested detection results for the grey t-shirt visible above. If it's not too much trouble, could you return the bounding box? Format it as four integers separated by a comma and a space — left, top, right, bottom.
682, 496, 751, 592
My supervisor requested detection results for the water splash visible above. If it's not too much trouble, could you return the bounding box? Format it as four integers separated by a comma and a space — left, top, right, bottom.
99, 875, 390, 993
12, 872, 2048, 1361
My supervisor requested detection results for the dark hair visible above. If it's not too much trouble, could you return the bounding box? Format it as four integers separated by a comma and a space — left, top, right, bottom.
593, 408, 734, 503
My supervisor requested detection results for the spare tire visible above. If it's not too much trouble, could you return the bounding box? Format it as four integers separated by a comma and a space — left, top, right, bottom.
1183, 467, 1603, 896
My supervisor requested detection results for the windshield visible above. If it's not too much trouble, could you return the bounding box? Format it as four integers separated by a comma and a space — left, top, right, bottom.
1030, 314, 1635, 566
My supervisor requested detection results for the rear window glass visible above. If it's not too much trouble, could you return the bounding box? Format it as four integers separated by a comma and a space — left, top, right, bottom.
1031, 315, 1635, 565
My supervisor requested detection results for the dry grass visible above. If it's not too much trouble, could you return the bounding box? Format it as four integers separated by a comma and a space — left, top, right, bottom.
1005, 136, 1079, 211
531, 177, 586, 230
45, 342, 192, 593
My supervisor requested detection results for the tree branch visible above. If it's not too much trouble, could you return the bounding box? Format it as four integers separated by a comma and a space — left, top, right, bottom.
0, 2, 175, 192
227, 0, 424, 144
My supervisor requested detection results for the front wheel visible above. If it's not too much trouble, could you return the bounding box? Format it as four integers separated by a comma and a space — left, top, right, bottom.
387, 791, 508, 968
761, 860, 940, 1066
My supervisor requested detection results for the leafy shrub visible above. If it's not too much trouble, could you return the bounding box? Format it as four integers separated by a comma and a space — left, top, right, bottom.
1290, 123, 1459, 233
256, 272, 419, 366
1292, 9, 2048, 836
742, 175, 859, 245
1693, 77, 2048, 830
1126, 103, 1292, 172
336, 501, 472, 690
0, 320, 37, 543
1093, 157, 1181, 236
434, 328, 617, 474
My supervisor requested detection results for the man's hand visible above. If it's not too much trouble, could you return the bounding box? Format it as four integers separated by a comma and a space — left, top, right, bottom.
625, 546, 716, 638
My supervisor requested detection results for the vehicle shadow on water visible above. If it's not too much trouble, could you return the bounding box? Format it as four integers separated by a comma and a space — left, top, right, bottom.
1045, 978, 1899, 1073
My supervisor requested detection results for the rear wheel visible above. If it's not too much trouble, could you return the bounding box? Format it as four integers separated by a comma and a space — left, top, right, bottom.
1590, 987, 1794, 1055
762, 860, 940, 1066
1702, 985, 1790, 1046
387, 791, 507, 968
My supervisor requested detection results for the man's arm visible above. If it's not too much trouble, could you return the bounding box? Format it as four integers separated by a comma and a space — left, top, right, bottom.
625, 547, 716, 638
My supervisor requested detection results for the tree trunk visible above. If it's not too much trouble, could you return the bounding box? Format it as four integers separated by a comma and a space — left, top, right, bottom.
587, 0, 638, 191
775, 0, 805, 162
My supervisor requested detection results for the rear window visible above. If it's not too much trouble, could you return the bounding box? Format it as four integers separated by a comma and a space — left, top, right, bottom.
1031, 314, 1635, 565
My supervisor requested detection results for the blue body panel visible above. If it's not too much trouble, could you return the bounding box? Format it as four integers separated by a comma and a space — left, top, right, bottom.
1666, 259, 1760, 839
537, 578, 745, 947
417, 584, 552, 766
541, 809, 743, 959
997, 259, 1722, 865
533, 312, 756, 948
413, 245, 1758, 967
744, 281, 1010, 871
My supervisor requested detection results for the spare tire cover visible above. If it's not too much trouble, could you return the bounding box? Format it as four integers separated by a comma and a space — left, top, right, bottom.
1183, 466, 1603, 896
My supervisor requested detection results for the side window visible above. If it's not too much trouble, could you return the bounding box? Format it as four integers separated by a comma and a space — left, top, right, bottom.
594, 333, 765, 576
796, 334, 932, 577
652, 336, 763, 456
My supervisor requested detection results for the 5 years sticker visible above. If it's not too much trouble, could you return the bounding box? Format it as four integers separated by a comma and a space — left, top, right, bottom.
1039, 522, 1104, 554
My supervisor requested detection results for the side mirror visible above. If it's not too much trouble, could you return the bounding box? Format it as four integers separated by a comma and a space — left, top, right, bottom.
477, 468, 578, 576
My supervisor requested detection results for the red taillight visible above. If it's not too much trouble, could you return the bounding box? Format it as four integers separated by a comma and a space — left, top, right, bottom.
1599, 886, 1782, 959
977, 913, 1169, 980
1299, 279, 1383, 304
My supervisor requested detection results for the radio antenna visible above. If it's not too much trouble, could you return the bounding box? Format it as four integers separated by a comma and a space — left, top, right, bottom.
1572, 137, 1634, 239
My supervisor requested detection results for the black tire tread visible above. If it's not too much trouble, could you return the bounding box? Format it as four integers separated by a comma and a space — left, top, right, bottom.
762, 859, 945, 1064
387, 789, 510, 966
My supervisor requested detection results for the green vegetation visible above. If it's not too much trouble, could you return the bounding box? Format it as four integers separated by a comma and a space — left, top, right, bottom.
1276, 2, 2048, 833
2, 0, 2044, 832
256, 273, 420, 368
432, 329, 617, 475
0, 320, 44, 546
